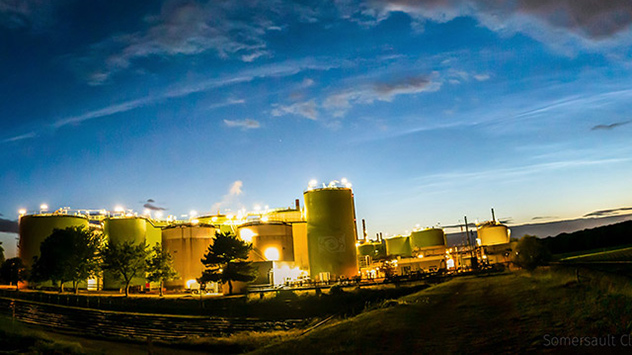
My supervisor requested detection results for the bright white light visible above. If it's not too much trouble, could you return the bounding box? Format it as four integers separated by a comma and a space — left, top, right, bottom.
191, 219, 199, 225
189, 210, 198, 217
114, 206, 124, 213
261, 216, 269, 222
100, 209, 107, 215
226, 214, 234, 220
144, 209, 151, 215
211, 216, 218, 222
308, 179, 318, 187
447, 259, 455, 269
254, 205, 261, 212
264, 247, 280, 261
155, 211, 163, 219
345, 183, 352, 188
40, 204, 48, 211
186, 279, 198, 289
18, 209, 26, 215
341, 178, 348, 184
239, 228, 256, 243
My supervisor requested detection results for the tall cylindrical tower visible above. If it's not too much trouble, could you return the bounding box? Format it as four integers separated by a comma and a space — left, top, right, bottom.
304, 186, 358, 280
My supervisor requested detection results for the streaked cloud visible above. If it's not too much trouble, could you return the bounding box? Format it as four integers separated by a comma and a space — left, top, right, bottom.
584, 206, 632, 217
414, 157, 630, 190
2, 132, 36, 143
324, 74, 440, 117
271, 100, 318, 120
591, 120, 630, 131
143, 199, 167, 211
50, 58, 335, 130
223, 118, 261, 129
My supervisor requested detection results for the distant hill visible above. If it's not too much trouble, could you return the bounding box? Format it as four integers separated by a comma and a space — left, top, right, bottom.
540, 220, 632, 255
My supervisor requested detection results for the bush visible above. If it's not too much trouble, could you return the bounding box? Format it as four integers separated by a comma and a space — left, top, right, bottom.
514, 235, 551, 271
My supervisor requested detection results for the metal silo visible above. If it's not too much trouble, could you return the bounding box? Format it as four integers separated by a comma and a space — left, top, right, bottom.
162, 223, 215, 289
385, 236, 412, 257
238, 221, 294, 262
102, 216, 162, 290
18, 214, 90, 267
410, 228, 446, 250
304, 187, 358, 280
357, 242, 386, 259
477, 222, 510, 246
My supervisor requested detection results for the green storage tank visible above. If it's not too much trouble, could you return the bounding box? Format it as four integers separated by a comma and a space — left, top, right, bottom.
410, 228, 446, 250
357, 242, 386, 259
102, 217, 162, 290
103, 217, 162, 246
477, 222, 510, 246
385, 236, 412, 257
304, 187, 358, 280
18, 214, 90, 267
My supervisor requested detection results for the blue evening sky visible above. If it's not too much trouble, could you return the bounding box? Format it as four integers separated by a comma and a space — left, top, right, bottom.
2, 1, 632, 252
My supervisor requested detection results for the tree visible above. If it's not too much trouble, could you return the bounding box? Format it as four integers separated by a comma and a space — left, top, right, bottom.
30, 226, 102, 293
0, 257, 27, 290
146, 244, 178, 297
199, 231, 256, 295
101, 240, 149, 297
513, 235, 551, 271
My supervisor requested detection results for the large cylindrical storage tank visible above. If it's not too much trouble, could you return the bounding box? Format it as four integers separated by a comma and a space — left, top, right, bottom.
304, 187, 358, 280
477, 222, 510, 246
18, 214, 90, 267
102, 217, 162, 289
357, 242, 386, 259
162, 224, 215, 289
410, 228, 446, 250
238, 222, 294, 262
385, 236, 412, 257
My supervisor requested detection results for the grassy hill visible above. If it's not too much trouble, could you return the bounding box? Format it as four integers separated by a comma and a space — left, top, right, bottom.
253, 269, 632, 353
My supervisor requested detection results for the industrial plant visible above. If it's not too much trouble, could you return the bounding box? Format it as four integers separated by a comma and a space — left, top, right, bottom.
16, 179, 513, 294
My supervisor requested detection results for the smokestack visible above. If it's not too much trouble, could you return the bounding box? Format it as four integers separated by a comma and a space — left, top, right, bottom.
491, 208, 496, 223
362, 219, 367, 241
295, 199, 300, 210
464, 216, 472, 249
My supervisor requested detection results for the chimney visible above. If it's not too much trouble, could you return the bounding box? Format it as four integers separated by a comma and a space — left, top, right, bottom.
295, 199, 300, 210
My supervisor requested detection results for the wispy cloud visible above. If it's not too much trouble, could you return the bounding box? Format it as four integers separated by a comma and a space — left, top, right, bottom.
271, 100, 318, 120
82, 1, 278, 85
2, 132, 37, 143
414, 157, 630, 190
223, 118, 261, 129
0, 0, 56, 30
208, 98, 246, 110
49, 58, 336, 130
324, 74, 440, 117
591, 120, 630, 131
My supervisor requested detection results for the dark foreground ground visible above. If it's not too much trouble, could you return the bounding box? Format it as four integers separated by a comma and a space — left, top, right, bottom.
3, 267, 632, 354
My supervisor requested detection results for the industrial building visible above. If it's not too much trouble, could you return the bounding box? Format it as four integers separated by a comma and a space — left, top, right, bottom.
17, 180, 360, 293
16, 182, 513, 294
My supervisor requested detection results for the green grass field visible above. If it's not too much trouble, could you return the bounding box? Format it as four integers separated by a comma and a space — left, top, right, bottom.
252, 268, 632, 354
